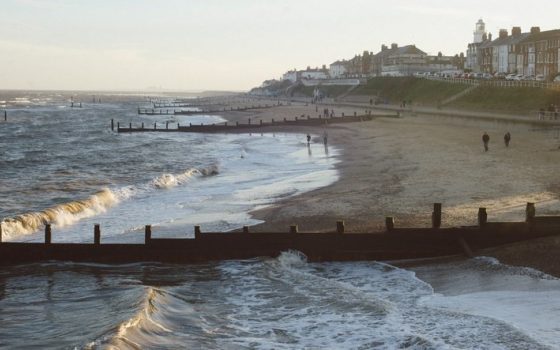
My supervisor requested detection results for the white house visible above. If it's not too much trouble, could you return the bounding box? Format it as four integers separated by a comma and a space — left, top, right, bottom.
282, 70, 299, 82
300, 67, 329, 80
329, 60, 347, 78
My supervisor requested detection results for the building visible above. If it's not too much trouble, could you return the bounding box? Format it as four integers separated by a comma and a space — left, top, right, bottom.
282, 70, 299, 82
466, 19, 489, 71
476, 25, 560, 77
329, 60, 348, 78
473, 18, 487, 43
518, 27, 560, 78
490, 28, 530, 73
380, 44, 428, 76
300, 66, 329, 80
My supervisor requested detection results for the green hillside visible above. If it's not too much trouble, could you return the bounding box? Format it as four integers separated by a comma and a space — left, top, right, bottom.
447, 85, 560, 114
350, 77, 470, 106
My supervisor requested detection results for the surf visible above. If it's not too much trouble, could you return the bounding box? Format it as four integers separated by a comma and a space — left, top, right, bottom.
0, 165, 219, 239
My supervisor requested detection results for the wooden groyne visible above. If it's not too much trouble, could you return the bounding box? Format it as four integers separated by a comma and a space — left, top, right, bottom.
153, 102, 192, 108
0, 203, 559, 265
137, 103, 283, 115
116, 113, 393, 133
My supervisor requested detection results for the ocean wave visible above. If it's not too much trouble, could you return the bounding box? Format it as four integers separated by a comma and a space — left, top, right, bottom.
151, 164, 218, 189
152, 173, 191, 189
0, 188, 118, 238
0, 165, 219, 239
113, 288, 171, 345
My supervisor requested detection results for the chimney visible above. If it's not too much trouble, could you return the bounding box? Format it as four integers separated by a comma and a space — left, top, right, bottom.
482, 33, 488, 41
391, 43, 398, 49
381, 44, 388, 51
512, 27, 521, 36
488, 33, 492, 41
531, 26, 541, 34
322, 64, 326, 70
499, 29, 508, 39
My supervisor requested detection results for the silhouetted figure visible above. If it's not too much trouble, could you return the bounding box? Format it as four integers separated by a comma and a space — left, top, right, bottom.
323, 131, 328, 145
504, 132, 511, 147
482, 132, 490, 152
307, 134, 311, 144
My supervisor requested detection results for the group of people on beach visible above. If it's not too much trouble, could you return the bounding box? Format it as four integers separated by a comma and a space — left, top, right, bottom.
482, 131, 511, 152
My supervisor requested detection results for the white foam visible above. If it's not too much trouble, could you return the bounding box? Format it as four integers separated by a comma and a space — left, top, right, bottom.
421, 290, 560, 348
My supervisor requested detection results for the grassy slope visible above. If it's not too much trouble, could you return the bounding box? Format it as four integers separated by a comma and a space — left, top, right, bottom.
448, 86, 560, 114
350, 77, 470, 105
279, 77, 560, 114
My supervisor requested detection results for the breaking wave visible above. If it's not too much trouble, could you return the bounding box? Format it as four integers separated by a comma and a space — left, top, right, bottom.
151, 164, 218, 189
0, 165, 219, 238
1, 188, 119, 238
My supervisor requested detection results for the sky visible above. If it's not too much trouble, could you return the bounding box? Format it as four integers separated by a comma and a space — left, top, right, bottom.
0, 0, 559, 91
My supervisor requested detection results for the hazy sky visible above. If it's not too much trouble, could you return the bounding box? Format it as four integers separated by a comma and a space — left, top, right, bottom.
1, 0, 559, 91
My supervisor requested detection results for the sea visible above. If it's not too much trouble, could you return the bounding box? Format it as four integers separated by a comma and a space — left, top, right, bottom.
0, 91, 559, 349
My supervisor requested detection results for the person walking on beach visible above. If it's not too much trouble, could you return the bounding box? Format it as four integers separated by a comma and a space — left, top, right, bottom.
482, 132, 490, 152
504, 132, 511, 147
323, 131, 328, 145
307, 134, 311, 144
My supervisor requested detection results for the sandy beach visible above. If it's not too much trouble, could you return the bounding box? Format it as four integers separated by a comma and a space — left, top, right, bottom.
219, 97, 560, 275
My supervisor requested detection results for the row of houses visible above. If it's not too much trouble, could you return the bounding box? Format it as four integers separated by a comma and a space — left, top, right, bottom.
278, 19, 560, 85
282, 44, 465, 82
466, 19, 560, 78
329, 45, 465, 78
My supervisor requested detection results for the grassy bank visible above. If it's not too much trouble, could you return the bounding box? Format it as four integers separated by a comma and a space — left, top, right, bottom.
350, 77, 470, 105
448, 85, 560, 114
253, 77, 560, 115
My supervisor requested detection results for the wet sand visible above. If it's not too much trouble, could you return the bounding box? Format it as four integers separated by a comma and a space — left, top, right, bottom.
219, 98, 560, 276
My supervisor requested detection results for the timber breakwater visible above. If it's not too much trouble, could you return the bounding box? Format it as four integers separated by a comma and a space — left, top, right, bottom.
137, 102, 283, 115
116, 113, 392, 133
0, 203, 558, 265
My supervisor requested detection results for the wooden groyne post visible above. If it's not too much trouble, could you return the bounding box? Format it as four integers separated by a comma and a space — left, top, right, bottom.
385, 217, 395, 231
45, 224, 52, 244
478, 207, 487, 226
111, 119, 114, 131
526, 202, 536, 222
3, 110, 6, 122
432, 203, 442, 228
336, 220, 345, 234
0, 223, 3, 243
145, 225, 152, 244
94, 224, 101, 245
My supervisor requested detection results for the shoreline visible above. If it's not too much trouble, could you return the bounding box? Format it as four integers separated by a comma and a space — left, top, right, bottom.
217, 97, 560, 276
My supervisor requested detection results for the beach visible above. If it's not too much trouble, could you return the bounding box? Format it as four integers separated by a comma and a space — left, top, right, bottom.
2, 93, 560, 348
219, 98, 560, 275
